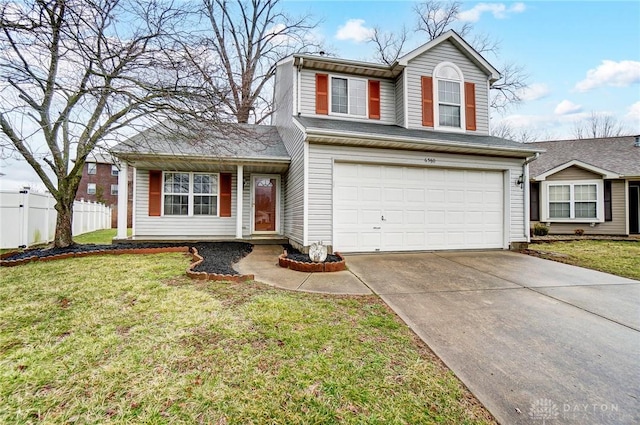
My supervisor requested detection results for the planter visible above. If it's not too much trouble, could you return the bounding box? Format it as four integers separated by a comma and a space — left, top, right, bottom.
185, 247, 254, 282
278, 252, 347, 273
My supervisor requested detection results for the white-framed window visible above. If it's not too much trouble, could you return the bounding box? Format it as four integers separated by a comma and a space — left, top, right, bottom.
111, 184, 118, 196
111, 165, 119, 176
87, 183, 96, 195
330, 76, 367, 117
162, 172, 218, 216
542, 180, 603, 222
87, 163, 97, 175
433, 62, 465, 130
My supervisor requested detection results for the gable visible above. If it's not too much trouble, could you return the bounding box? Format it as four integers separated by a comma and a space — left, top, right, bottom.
545, 165, 602, 181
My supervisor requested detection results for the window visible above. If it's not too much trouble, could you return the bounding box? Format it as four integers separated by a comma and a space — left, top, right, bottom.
331, 77, 366, 116
544, 182, 601, 221
111, 184, 118, 196
87, 163, 97, 175
434, 62, 463, 129
87, 183, 96, 195
111, 165, 119, 176
163, 172, 218, 216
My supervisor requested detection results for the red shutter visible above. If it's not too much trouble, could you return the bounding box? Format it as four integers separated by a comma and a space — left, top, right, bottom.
421, 76, 434, 127
465, 82, 477, 131
368, 80, 380, 120
315, 73, 329, 115
148, 170, 162, 216
219, 173, 232, 217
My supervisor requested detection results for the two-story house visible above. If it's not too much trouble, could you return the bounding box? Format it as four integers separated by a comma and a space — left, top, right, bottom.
112, 30, 541, 252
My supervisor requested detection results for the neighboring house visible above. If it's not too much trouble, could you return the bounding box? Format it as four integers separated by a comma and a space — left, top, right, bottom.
75, 153, 133, 228
113, 30, 542, 252
529, 136, 640, 236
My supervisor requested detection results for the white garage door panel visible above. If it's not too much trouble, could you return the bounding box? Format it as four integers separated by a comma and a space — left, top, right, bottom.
333, 163, 504, 252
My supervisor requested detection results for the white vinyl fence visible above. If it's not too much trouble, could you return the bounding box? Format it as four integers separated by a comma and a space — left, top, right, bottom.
0, 189, 112, 249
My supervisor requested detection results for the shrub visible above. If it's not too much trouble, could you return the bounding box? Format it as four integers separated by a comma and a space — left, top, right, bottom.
574, 228, 585, 236
533, 223, 549, 236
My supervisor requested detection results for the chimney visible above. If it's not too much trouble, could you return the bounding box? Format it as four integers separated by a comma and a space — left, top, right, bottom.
635, 135, 640, 147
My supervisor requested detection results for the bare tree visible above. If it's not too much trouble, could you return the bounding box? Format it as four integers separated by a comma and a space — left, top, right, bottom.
490, 121, 547, 143
370, 0, 528, 112
195, 0, 323, 124
369, 26, 408, 65
0, 0, 197, 248
572, 112, 630, 139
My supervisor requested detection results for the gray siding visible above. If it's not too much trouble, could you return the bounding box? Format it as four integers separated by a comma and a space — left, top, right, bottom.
533, 179, 628, 235
546, 166, 601, 181
134, 169, 248, 238
307, 144, 527, 246
405, 40, 490, 134
395, 75, 405, 127
274, 61, 305, 244
298, 68, 396, 125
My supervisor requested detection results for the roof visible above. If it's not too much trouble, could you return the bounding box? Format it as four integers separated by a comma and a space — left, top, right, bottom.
73, 153, 116, 164
112, 122, 290, 164
295, 116, 541, 158
528, 136, 640, 178
288, 30, 499, 82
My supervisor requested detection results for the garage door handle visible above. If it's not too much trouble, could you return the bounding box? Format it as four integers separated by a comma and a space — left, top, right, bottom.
373, 226, 381, 230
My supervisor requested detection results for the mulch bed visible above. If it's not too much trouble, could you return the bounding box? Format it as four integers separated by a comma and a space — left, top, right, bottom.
282, 244, 342, 263
1, 242, 253, 277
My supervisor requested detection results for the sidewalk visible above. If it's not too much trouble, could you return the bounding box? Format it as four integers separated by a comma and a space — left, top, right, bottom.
235, 245, 372, 295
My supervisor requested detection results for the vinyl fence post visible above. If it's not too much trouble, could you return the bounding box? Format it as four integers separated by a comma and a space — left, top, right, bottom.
19, 187, 30, 248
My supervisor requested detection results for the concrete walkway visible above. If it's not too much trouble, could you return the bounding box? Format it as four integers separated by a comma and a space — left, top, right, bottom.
235, 245, 371, 295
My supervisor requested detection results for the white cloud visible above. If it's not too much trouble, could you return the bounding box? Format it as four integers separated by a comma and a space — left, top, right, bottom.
554, 100, 583, 115
458, 2, 526, 22
575, 60, 640, 92
624, 101, 640, 133
518, 83, 550, 101
335, 19, 374, 43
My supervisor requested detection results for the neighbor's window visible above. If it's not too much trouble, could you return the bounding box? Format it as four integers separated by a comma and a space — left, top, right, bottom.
87, 163, 97, 175
87, 183, 96, 195
111, 184, 118, 196
111, 165, 119, 176
162, 172, 218, 216
434, 62, 463, 129
547, 183, 598, 220
331, 77, 366, 116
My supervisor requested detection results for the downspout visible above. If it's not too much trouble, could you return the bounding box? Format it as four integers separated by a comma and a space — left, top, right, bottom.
296, 57, 303, 116
522, 152, 540, 243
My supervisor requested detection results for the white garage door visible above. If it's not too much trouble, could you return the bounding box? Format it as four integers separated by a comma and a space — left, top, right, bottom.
333, 163, 504, 252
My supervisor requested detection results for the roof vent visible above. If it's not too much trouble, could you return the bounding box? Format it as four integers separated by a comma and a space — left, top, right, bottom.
635, 135, 640, 147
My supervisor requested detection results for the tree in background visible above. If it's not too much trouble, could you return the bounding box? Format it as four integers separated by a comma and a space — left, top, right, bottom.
369, 0, 528, 113
572, 112, 630, 139
0, 0, 200, 248
193, 0, 324, 123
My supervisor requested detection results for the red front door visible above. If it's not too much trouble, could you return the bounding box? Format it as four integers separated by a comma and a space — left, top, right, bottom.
254, 177, 277, 232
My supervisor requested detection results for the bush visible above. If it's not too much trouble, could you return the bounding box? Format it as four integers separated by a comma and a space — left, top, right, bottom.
574, 228, 585, 236
533, 223, 549, 236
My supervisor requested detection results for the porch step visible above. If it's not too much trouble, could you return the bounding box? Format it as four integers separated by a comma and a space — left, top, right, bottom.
113, 237, 289, 246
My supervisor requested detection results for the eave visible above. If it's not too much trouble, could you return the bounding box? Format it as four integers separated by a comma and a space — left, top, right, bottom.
112, 152, 290, 173
293, 55, 403, 79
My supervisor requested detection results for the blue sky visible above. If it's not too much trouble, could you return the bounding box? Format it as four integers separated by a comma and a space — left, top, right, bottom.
1, 1, 639, 191
285, 0, 640, 139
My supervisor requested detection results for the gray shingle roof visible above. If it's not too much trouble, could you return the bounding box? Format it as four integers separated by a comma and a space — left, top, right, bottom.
112, 122, 289, 161
529, 136, 640, 178
296, 116, 540, 153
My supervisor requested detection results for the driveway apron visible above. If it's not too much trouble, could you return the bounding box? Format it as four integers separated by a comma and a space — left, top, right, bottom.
346, 251, 640, 425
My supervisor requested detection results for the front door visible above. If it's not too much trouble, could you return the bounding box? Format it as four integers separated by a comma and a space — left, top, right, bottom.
630, 183, 640, 234
253, 175, 279, 233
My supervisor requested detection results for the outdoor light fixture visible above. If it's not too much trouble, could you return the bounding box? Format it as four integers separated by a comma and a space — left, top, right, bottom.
516, 174, 524, 188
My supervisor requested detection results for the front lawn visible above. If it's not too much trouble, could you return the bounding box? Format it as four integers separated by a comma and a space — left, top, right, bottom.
528, 240, 640, 280
0, 253, 495, 424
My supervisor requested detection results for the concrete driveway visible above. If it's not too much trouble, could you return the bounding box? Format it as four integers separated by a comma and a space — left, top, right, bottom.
345, 251, 640, 425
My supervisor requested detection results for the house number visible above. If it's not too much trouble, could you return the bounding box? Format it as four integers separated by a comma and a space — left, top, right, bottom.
424, 157, 436, 163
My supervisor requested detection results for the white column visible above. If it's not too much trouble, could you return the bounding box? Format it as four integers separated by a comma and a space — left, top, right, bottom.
236, 164, 244, 239
116, 162, 128, 239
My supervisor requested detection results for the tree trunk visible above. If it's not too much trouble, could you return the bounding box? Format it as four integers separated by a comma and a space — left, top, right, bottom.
53, 200, 75, 248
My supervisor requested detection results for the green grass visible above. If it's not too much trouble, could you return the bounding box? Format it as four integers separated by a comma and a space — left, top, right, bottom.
0, 254, 495, 424
73, 228, 132, 245
529, 240, 640, 280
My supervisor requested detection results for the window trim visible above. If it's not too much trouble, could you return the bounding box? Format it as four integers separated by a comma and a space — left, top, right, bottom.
111, 184, 118, 196
328, 74, 368, 118
87, 183, 96, 195
541, 180, 604, 223
87, 163, 97, 175
161, 171, 220, 217
111, 165, 119, 176
433, 62, 466, 133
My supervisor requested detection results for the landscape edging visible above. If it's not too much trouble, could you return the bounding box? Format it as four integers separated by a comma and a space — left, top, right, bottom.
278, 252, 347, 272
186, 247, 254, 282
